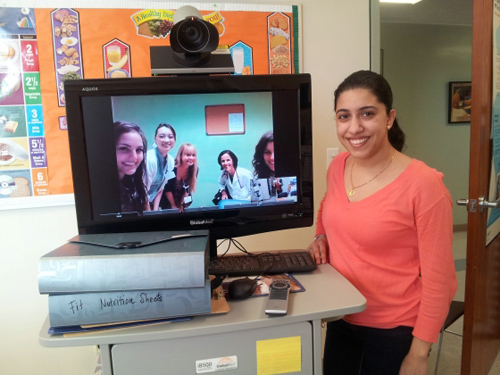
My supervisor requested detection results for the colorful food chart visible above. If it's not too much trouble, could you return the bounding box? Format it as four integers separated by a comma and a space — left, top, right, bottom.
0, 5, 299, 206
103, 39, 131, 78
0, 7, 48, 198
267, 12, 292, 74
50, 8, 82, 106
230, 43, 253, 75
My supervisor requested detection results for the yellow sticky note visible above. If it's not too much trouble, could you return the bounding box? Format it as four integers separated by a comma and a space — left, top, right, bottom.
256, 336, 302, 375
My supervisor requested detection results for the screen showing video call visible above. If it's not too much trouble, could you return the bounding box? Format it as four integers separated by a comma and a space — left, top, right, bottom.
80, 89, 302, 221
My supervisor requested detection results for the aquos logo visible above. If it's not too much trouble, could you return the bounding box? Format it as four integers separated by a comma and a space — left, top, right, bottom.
82, 87, 98, 91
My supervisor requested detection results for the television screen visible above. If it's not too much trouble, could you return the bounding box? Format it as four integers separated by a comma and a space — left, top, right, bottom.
64, 74, 312, 257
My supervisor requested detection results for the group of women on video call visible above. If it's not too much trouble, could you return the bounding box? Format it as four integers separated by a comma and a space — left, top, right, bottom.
114, 122, 276, 214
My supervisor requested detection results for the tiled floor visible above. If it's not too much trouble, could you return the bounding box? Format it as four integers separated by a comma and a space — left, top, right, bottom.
427, 231, 500, 375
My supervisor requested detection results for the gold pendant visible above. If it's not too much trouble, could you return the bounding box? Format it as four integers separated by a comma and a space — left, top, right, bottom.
348, 189, 354, 197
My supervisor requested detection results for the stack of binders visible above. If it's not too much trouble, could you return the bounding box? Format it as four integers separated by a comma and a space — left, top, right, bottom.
38, 230, 212, 329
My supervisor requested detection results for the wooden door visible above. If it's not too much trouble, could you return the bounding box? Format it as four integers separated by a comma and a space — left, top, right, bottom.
461, 0, 500, 373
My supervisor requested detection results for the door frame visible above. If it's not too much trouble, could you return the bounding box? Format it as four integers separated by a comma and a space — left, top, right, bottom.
462, 0, 500, 373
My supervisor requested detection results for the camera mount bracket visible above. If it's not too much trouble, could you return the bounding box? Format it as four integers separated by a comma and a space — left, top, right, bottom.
150, 46, 235, 76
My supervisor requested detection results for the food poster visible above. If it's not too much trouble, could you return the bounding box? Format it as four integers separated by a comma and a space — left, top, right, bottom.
0, 5, 299, 205
267, 12, 293, 74
0, 7, 47, 199
51, 8, 82, 107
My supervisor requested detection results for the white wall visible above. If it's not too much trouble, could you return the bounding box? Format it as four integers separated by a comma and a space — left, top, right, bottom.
0, 205, 98, 374
381, 22, 472, 225
0, 1, 371, 374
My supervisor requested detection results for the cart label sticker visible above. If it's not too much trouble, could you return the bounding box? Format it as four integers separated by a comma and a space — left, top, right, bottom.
195, 355, 238, 373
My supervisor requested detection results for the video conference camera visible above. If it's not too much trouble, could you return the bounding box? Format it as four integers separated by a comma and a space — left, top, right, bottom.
150, 5, 235, 75
170, 5, 219, 66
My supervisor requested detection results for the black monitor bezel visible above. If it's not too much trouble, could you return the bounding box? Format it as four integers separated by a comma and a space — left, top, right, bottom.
64, 74, 313, 257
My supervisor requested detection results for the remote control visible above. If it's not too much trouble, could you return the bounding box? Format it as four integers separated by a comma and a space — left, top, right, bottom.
265, 279, 291, 315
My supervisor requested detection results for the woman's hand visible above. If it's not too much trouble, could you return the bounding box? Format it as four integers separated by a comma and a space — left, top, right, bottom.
399, 353, 428, 375
152, 189, 163, 211
307, 235, 329, 264
221, 191, 228, 200
166, 191, 176, 209
399, 337, 431, 375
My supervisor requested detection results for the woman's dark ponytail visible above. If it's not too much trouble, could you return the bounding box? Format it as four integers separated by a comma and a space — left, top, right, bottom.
388, 119, 405, 152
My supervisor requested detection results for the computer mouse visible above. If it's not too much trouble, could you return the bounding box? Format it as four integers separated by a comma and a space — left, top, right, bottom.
227, 277, 258, 300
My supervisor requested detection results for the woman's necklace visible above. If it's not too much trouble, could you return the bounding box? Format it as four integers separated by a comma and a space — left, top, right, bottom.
348, 150, 396, 197
182, 178, 189, 193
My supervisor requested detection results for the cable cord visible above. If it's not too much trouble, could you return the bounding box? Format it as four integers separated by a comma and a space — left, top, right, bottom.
216, 238, 275, 279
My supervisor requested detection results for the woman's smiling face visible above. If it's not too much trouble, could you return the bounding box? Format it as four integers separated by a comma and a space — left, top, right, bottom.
263, 141, 275, 172
116, 131, 144, 180
181, 147, 196, 167
154, 126, 176, 155
335, 88, 395, 160
220, 153, 235, 175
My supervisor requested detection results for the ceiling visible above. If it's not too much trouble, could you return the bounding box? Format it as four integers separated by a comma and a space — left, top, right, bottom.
380, 0, 472, 26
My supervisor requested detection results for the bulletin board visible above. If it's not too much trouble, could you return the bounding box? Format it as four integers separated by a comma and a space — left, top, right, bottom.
0, 3, 300, 209
205, 104, 246, 135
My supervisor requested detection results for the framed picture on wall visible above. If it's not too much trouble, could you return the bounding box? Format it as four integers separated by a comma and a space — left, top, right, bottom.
448, 81, 471, 124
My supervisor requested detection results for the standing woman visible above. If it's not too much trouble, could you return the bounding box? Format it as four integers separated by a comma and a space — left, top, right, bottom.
308, 70, 457, 375
164, 143, 198, 212
114, 121, 149, 214
145, 123, 176, 210
217, 150, 252, 201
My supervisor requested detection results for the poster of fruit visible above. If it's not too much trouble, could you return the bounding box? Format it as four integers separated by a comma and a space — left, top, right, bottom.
0, 4, 299, 208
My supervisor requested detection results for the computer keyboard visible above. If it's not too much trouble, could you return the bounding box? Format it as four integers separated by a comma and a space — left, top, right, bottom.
208, 250, 317, 277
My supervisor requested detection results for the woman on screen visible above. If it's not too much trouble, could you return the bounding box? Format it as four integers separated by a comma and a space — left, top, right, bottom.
217, 150, 252, 201
164, 143, 199, 212
252, 131, 275, 178
253, 131, 283, 199
114, 121, 149, 214
145, 123, 176, 210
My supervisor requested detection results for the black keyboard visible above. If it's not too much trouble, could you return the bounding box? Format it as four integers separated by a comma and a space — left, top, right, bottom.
208, 251, 317, 277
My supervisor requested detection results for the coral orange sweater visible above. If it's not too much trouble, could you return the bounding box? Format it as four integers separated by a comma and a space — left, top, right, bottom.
316, 152, 457, 343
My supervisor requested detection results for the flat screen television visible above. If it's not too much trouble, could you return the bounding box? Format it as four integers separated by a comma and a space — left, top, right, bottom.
64, 73, 313, 258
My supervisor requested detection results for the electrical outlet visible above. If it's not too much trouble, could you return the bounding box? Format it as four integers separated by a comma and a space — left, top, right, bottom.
327, 148, 339, 167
